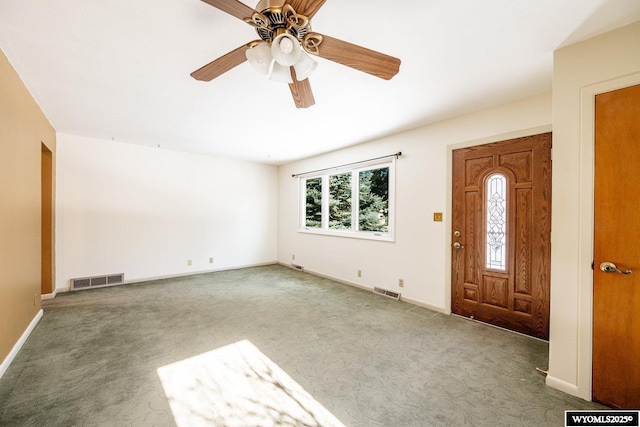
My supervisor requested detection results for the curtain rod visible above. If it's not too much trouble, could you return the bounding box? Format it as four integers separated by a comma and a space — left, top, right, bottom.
291, 152, 402, 178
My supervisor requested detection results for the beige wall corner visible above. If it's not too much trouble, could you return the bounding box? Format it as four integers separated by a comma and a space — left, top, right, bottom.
0, 49, 56, 368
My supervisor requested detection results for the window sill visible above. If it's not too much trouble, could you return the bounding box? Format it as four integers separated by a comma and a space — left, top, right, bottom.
297, 228, 395, 242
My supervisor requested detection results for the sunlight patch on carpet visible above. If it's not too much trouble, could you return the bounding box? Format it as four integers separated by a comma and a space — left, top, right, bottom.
157, 340, 344, 426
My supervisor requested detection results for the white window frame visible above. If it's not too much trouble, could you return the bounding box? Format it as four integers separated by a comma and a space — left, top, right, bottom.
298, 158, 396, 242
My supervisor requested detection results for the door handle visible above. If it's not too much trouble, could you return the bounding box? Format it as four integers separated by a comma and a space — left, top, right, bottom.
599, 261, 632, 275
453, 242, 464, 249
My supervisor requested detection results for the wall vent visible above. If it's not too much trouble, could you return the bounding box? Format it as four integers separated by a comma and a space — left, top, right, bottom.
373, 287, 401, 300
289, 263, 304, 271
71, 273, 124, 291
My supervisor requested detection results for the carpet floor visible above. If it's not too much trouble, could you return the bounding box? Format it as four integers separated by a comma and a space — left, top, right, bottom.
0, 264, 603, 426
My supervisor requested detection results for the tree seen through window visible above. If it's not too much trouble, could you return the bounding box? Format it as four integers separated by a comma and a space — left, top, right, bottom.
305, 177, 322, 228
359, 168, 389, 232
329, 173, 352, 229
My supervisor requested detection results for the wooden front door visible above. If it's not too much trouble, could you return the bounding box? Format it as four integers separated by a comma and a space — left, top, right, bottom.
452, 133, 552, 340
593, 83, 640, 408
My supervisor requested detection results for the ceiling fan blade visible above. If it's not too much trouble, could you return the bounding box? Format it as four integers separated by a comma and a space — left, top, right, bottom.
308, 33, 401, 80
289, 67, 315, 108
284, 0, 326, 19
191, 43, 251, 81
199, 0, 256, 21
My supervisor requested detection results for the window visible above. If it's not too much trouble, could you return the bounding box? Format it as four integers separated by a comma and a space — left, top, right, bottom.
486, 173, 507, 270
329, 173, 352, 230
305, 177, 322, 228
359, 168, 389, 232
299, 160, 395, 241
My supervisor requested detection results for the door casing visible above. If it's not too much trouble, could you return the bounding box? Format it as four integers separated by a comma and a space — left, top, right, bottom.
550, 72, 640, 401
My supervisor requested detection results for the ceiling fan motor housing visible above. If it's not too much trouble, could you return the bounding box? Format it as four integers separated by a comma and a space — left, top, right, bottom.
255, 0, 286, 11
252, 0, 310, 42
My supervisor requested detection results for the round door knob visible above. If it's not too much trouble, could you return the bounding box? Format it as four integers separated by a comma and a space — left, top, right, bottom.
453, 242, 464, 249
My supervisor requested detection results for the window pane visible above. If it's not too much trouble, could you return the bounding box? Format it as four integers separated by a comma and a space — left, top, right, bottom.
329, 173, 352, 229
359, 167, 389, 232
486, 173, 507, 270
305, 178, 322, 228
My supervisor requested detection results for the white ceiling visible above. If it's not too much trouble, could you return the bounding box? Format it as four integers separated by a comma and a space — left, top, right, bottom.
1, 1, 639, 165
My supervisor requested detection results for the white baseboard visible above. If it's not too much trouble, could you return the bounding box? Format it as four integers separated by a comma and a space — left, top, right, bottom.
41, 290, 57, 300
546, 375, 581, 398
124, 262, 278, 286
57, 261, 279, 292
0, 309, 43, 380
294, 265, 373, 292
279, 262, 446, 314
401, 296, 447, 314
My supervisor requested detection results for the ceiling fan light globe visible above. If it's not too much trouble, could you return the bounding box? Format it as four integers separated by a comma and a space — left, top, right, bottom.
279, 37, 293, 54
269, 62, 293, 84
293, 51, 317, 80
271, 33, 301, 66
245, 42, 273, 75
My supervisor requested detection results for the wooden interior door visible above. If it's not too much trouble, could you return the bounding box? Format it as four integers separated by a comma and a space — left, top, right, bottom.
593, 83, 640, 409
452, 133, 552, 340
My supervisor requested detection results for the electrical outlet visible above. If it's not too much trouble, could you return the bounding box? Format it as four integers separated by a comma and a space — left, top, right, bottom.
357, 270, 362, 278
209, 257, 214, 264
399, 279, 404, 288
433, 212, 443, 222
187, 259, 192, 266
292, 254, 295, 260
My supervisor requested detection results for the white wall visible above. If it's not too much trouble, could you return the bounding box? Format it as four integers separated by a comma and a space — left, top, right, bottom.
278, 93, 552, 312
548, 21, 640, 400
55, 133, 278, 291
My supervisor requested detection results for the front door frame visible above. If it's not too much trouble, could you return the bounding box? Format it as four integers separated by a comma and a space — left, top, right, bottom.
450, 134, 552, 339
445, 125, 553, 315
570, 72, 640, 402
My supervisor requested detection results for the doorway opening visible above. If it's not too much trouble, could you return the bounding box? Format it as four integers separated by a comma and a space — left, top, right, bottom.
41, 143, 53, 295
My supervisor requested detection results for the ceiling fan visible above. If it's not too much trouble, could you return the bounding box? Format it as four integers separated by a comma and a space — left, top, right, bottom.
191, 0, 401, 108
